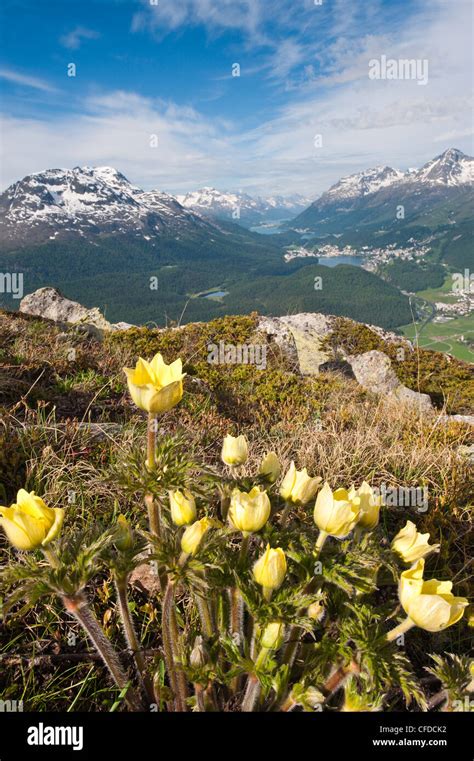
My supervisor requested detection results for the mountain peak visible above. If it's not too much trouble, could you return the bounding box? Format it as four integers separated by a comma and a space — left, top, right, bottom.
416, 148, 473, 186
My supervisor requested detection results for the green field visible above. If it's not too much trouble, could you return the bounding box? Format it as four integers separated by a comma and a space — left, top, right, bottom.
415, 274, 458, 304
402, 311, 474, 362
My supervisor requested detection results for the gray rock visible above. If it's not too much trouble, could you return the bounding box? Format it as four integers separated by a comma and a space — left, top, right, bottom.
445, 415, 474, 426
457, 444, 474, 463
348, 350, 433, 411
19, 287, 134, 335
258, 313, 334, 374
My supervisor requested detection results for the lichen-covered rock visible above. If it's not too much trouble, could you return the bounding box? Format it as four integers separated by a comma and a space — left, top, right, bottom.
258, 313, 334, 374
348, 350, 433, 412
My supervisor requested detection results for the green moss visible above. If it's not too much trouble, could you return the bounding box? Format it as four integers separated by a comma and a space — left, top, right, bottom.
105, 313, 259, 367
324, 318, 474, 414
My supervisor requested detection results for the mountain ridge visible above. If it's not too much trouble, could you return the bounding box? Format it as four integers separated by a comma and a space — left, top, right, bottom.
293, 148, 473, 231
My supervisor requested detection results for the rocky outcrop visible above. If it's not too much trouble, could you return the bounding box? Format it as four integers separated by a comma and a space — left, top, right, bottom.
19, 288, 134, 336
258, 313, 334, 374
16, 292, 462, 417
257, 313, 411, 376
347, 350, 433, 412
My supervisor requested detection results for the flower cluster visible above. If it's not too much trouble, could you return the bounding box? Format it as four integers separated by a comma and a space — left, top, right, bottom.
0, 351, 469, 713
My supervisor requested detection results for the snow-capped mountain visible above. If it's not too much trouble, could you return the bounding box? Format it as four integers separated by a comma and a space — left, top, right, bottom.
321, 166, 406, 203
413, 148, 473, 187
0, 166, 218, 247
176, 187, 311, 226
293, 149, 473, 231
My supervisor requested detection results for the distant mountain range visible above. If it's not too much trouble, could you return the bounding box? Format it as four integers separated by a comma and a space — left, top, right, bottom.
0, 148, 471, 329
292, 148, 473, 235
176, 187, 311, 226
0, 166, 223, 248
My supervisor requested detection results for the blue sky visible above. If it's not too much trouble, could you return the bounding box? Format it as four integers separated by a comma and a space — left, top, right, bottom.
0, 0, 472, 196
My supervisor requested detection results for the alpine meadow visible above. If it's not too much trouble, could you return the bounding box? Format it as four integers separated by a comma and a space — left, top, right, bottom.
0, 0, 472, 753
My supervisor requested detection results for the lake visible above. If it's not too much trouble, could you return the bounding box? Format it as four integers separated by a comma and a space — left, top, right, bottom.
317, 255, 364, 267
201, 290, 229, 300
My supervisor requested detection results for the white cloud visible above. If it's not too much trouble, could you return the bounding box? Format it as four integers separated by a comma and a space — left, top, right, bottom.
0, 68, 57, 93
60, 26, 100, 50
0, 91, 236, 192
1, 0, 472, 197
131, 0, 265, 39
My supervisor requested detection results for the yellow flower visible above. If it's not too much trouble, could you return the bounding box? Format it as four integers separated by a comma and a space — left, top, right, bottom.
253, 544, 287, 591
169, 489, 197, 527
391, 520, 440, 564
399, 559, 468, 633
349, 481, 382, 531
221, 434, 248, 466
0, 489, 64, 551
115, 514, 133, 551
261, 622, 285, 650
228, 486, 271, 535
313, 483, 360, 538
279, 461, 321, 505
259, 452, 281, 483
123, 353, 185, 414
307, 601, 325, 621
181, 517, 212, 556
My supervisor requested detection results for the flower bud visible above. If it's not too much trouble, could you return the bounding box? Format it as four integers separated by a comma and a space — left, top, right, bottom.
349, 481, 382, 531
391, 520, 439, 564
228, 486, 271, 535
307, 601, 325, 622
260, 622, 285, 650
259, 452, 281, 483
221, 434, 248, 466
181, 517, 212, 556
169, 489, 197, 526
190, 635, 209, 668
253, 544, 287, 591
115, 514, 133, 551
280, 461, 321, 505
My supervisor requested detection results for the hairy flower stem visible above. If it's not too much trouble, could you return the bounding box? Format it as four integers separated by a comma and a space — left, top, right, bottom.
323, 660, 360, 696
42, 547, 60, 568
281, 624, 301, 670
279, 695, 297, 712
144, 494, 166, 589
196, 595, 214, 639
219, 488, 230, 522
315, 530, 328, 556
62, 593, 143, 712
241, 675, 261, 712
115, 574, 154, 704
386, 617, 416, 642
280, 502, 292, 528
241, 647, 270, 712
229, 585, 245, 694
162, 581, 188, 711
281, 532, 328, 669
146, 412, 158, 471
194, 683, 206, 712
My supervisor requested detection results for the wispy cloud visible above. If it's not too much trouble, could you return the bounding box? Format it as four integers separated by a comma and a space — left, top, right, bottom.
0, 0, 472, 196
131, 0, 265, 38
60, 26, 100, 50
0, 67, 57, 93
